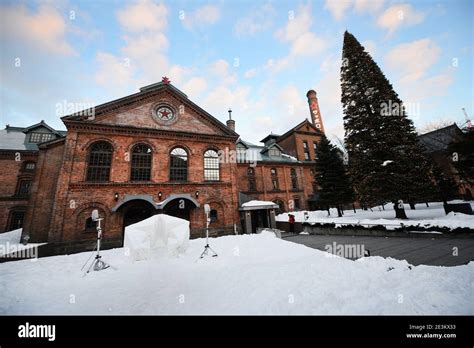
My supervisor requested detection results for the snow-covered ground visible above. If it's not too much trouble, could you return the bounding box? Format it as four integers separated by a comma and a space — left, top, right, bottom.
277, 201, 474, 230
0, 231, 472, 315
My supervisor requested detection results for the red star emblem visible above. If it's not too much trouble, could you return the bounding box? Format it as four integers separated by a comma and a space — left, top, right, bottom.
160, 109, 170, 119
162, 76, 170, 85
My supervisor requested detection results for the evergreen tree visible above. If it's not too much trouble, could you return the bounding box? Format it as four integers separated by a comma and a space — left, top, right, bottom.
340, 31, 435, 219
314, 134, 355, 217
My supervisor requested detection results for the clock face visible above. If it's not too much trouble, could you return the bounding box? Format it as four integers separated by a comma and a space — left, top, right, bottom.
156, 106, 175, 122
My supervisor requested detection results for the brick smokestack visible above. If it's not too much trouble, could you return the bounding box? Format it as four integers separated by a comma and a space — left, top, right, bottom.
226, 108, 235, 131
306, 90, 325, 133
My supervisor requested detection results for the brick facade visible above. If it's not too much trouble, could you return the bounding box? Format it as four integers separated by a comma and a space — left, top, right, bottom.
1, 82, 327, 254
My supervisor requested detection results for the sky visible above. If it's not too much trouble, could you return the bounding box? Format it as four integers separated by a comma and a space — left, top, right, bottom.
0, 0, 473, 144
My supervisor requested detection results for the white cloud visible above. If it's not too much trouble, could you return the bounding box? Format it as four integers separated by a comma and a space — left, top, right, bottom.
182, 77, 208, 96
275, 7, 312, 42
95, 52, 136, 92
384, 39, 453, 106
182, 5, 220, 30
376, 4, 425, 35
324, 0, 353, 21
116, 0, 168, 33
362, 40, 377, 57
0, 4, 75, 55
267, 5, 326, 74
291, 32, 326, 57
324, 0, 384, 20
244, 68, 258, 78
385, 38, 441, 83
234, 3, 275, 37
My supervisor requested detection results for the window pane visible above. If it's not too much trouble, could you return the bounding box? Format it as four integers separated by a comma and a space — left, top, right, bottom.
204, 150, 220, 181
131, 144, 152, 181
170, 147, 188, 181
87, 142, 113, 182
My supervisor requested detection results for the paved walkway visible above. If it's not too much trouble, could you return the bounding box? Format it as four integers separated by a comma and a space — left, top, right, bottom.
282, 234, 474, 266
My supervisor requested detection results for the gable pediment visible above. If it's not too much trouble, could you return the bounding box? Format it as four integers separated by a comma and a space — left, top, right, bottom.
62, 83, 237, 138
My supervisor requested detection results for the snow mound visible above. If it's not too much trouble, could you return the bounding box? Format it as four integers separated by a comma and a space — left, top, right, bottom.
124, 214, 189, 261
0, 229, 22, 244
242, 200, 276, 207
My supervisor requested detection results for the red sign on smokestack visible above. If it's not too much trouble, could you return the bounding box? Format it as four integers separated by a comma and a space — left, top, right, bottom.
306, 90, 325, 133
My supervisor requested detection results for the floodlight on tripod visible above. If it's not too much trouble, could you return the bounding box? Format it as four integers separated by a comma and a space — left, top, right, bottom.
81, 209, 114, 275
200, 204, 218, 258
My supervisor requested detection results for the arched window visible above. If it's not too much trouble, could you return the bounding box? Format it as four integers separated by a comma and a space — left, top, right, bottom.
86, 141, 113, 182
271, 168, 279, 190
247, 167, 256, 192
170, 147, 188, 181
85, 217, 96, 233
291, 168, 298, 190
273, 200, 285, 215
131, 144, 152, 181
210, 209, 218, 222
204, 149, 220, 181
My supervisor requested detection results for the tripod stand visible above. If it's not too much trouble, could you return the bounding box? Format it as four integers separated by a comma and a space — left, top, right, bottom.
82, 216, 114, 276
200, 205, 217, 258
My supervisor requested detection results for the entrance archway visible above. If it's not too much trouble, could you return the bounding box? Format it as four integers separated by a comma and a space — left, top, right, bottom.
162, 198, 198, 221
117, 200, 156, 240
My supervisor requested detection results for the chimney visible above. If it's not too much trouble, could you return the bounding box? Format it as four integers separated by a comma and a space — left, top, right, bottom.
226, 108, 235, 131
306, 90, 325, 133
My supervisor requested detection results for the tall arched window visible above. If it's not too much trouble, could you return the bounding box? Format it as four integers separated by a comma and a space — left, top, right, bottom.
291, 168, 298, 190
204, 149, 220, 181
247, 167, 256, 192
131, 144, 152, 181
170, 147, 188, 181
86, 141, 113, 182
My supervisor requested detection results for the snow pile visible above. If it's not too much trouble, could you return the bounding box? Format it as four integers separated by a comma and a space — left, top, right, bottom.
277, 202, 474, 230
124, 214, 189, 261
0, 229, 22, 245
242, 200, 277, 208
0, 232, 472, 315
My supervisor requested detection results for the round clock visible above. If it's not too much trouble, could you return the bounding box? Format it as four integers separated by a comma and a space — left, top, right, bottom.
156, 106, 175, 122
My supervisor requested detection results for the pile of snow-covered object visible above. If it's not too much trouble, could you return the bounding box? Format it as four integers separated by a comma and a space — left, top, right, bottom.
124, 214, 190, 261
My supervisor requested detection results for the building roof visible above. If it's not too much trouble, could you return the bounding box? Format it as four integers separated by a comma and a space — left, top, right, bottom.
236, 139, 300, 164
0, 121, 66, 151
418, 123, 464, 153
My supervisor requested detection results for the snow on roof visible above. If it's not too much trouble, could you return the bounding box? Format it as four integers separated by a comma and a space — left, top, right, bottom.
241, 200, 278, 209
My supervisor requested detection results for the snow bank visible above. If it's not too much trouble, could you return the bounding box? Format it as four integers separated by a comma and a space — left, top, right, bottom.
276, 202, 474, 230
124, 214, 189, 261
0, 232, 472, 315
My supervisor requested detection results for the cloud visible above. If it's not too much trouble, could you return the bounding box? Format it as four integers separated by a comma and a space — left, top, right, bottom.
324, 0, 384, 20
181, 5, 220, 30
385, 38, 441, 83
116, 0, 168, 33
95, 52, 136, 92
234, 3, 275, 37
376, 4, 425, 35
384, 39, 453, 105
244, 68, 258, 78
324, 0, 353, 21
182, 77, 208, 96
267, 5, 326, 74
95, 1, 189, 92
0, 4, 75, 55
275, 7, 312, 42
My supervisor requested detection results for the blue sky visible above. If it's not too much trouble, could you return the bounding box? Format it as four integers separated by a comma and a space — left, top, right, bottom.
0, 0, 473, 143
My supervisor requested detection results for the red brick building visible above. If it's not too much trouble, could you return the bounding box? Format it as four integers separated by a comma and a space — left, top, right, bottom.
0, 80, 325, 253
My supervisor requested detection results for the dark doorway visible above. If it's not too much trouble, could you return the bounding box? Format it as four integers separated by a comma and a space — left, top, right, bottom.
250, 210, 269, 233
466, 189, 472, 201
163, 198, 195, 221
121, 200, 155, 229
